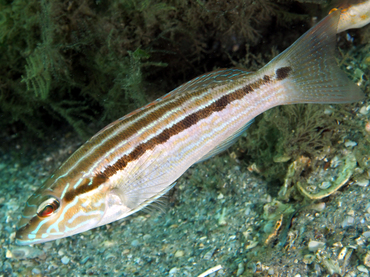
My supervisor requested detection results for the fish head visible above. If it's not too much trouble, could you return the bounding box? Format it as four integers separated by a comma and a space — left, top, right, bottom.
15, 174, 108, 245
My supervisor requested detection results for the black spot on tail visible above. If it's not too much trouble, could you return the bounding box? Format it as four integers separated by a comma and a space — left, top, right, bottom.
276, 66, 292, 80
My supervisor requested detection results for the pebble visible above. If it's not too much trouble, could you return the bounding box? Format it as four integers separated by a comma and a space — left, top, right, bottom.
341, 216, 355, 228
143, 234, 151, 240
169, 267, 179, 276
364, 251, 370, 267
203, 248, 215, 260
174, 250, 184, 258
80, 256, 89, 265
131, 239, 140, 247
310, 202, 326, 212
324, 108, 333, 115
61, 256, 70, 265
5, 249, 12, 259
344, 140, 357, 148
358, 265, 369, 273
32, 268, 41, 275
308, 241, 326, 252
217, 193, 224, 199
218, 207, 227, 225
7, 246, 45, 260
338, 247, 347, 260
359, 106, 369, 115
104, 252, 116, 260
236, 262, 245, 276
355, 179, 370, 187
365, 213, 370, 222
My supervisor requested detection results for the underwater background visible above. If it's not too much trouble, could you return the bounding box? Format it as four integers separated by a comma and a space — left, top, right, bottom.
1, 0, 370, 276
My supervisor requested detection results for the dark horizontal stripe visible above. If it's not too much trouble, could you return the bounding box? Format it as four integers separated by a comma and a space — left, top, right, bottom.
63, 73, 273, 202
64, 70, 254, 172
102, 74, 271, 179
64, 176, 108, 202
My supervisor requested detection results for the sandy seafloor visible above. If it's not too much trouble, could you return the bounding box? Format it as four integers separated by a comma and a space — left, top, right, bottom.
2, 108, 370, 277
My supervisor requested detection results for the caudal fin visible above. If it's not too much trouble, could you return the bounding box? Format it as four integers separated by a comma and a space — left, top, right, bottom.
262, 9, 365, 104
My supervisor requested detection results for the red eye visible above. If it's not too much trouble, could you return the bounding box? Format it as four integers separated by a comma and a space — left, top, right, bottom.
37, 197, 60, 218
39, 205, 54, 217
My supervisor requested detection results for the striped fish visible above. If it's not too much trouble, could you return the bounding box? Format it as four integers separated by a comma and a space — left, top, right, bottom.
16, 10, 364, 245
331, 0, 370, 32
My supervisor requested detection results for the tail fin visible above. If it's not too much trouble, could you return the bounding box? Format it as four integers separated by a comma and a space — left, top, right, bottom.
262, 9, 365, 104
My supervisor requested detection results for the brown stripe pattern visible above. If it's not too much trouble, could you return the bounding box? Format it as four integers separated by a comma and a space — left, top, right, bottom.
63, 67, 292, 203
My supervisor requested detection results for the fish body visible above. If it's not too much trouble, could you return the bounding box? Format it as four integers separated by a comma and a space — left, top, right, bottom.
16, 10, 364, 245
331, 0, 370, 32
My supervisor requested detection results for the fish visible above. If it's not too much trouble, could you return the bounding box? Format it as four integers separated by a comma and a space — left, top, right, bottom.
330, 0, 370, 32
15, 9, 365, 245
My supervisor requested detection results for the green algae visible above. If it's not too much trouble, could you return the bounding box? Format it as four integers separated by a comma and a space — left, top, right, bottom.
0, 0, 311, 139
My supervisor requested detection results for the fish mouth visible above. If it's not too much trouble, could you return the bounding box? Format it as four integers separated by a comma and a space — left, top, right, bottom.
15, 225, 55, 245
15, 223, 34, 245
15, 238, 33, 246
15, 215, 45, 245
15, 236, 46, 246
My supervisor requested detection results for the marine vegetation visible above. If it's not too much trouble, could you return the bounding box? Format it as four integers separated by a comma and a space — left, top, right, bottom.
1, 0, 313, 140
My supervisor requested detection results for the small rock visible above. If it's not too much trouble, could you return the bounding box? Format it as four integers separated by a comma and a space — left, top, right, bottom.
169, 267, 179, 276
8, 246, 45, 260
365, 213, 370, 222
341, 216, 355, 228
203, 248, 215, 260
218, 207, 227, 225
338, 247, 347, 260
310, 202, 326, 212
344, 140, 357, 148
236, 262, 245, 276
131, 239, 140, 247
358, 265, 369, 273
359, 106, 369, 115
356, 179, 369, 187
324, 108, 333, 115
80, 256, 89, 265
32, 268, 41, 275
217, 193, 224, 199
143, 234, 151, 240
308, 241, 326, 252
174, 250, 184, 258
363, 231, 370, 238
364, 251, 370, 267
61, 256, 70, 265
5, 249, 12, 258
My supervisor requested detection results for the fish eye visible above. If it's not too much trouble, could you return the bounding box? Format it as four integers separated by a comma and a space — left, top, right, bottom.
37, 197, 60, 218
